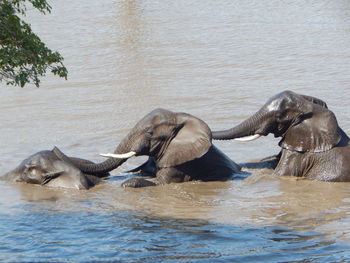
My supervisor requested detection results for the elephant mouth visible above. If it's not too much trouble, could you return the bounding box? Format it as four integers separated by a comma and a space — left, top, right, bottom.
274, 131, 285, 138
274, 124, 294, 138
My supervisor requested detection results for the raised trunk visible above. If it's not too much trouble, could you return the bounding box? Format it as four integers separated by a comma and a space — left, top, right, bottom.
212, 111, 265, 140
53, 146, 127, 177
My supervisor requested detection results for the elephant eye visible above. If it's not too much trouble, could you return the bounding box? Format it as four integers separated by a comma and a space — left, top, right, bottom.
145, 130, 153, 137
276, 110, 289, 121
24, 167, 39, 179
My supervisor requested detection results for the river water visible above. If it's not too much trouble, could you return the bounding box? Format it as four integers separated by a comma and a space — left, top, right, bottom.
1, 0, 350, 262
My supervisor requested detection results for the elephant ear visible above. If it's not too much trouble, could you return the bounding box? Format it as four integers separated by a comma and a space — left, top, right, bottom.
300, 94, 328, 109
157, 113, 212, 168
279, 105, 341, 153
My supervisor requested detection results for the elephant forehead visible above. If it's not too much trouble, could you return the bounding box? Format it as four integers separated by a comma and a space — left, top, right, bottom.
265, 90, 302, 111
20, 150, 54, 167
137, 109, 176, 126
266, 98, 282, 111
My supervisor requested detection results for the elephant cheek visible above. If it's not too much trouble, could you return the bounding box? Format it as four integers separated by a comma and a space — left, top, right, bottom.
131, 138, 152, 156
116, 133, 144, 154
149, 140, 168, 158
25, 176, 42, 184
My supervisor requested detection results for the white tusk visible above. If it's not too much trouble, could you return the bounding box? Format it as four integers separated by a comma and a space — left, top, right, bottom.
100, 151, 136, 159
234, 134, 261, 142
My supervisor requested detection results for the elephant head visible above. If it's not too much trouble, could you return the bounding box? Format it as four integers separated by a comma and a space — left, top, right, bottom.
2, 151, 64, 185
57, 108, 212, 174
212, 90, 341, 153
2, 149, 102, 189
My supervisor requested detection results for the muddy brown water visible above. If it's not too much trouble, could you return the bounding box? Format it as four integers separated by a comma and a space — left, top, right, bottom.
1, 0, 350, 261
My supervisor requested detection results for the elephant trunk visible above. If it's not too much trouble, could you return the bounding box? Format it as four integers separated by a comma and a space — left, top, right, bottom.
53, 143, 130, 177
212, 110, 267, 141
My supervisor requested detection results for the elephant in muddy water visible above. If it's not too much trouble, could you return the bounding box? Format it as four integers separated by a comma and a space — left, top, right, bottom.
55, 108, 241, 187
2, 147, 109, 189
211, 90, 350, 182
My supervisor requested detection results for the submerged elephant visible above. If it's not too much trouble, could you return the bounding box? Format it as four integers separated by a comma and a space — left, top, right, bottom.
212, 90, 350, 182
55, 108, 241, 187
2, 147, 108, 189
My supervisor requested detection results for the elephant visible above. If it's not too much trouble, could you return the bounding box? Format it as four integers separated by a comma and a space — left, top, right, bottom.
1, 147, 109, 189
54, 108, 241, 187
211, 90, 350, 182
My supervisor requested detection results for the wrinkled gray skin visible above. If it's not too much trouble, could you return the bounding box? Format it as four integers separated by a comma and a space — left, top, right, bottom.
2, 148, 108, 189
212, 90, 350, 182
55, 108, 241, 187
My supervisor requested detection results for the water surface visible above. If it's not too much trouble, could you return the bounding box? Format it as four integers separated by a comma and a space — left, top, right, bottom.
1, 0, 350, 261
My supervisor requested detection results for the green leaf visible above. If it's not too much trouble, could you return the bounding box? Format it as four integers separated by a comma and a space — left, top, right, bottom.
0, 0, 67, 88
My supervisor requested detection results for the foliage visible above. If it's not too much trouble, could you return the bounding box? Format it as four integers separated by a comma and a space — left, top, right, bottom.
0, 0, 67, 87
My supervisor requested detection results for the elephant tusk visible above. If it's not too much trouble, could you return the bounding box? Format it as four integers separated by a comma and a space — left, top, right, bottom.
234, 134, 261, 142
100, 151, 136, 159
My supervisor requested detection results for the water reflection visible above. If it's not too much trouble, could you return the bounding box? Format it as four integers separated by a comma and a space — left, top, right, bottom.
8, 171, 349, 232
262, 177, 350, 235
0, 208, 348, 262
114, 0, 150, 90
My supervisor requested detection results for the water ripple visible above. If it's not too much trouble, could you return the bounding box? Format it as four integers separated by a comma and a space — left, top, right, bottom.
0, 208, 348, 262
